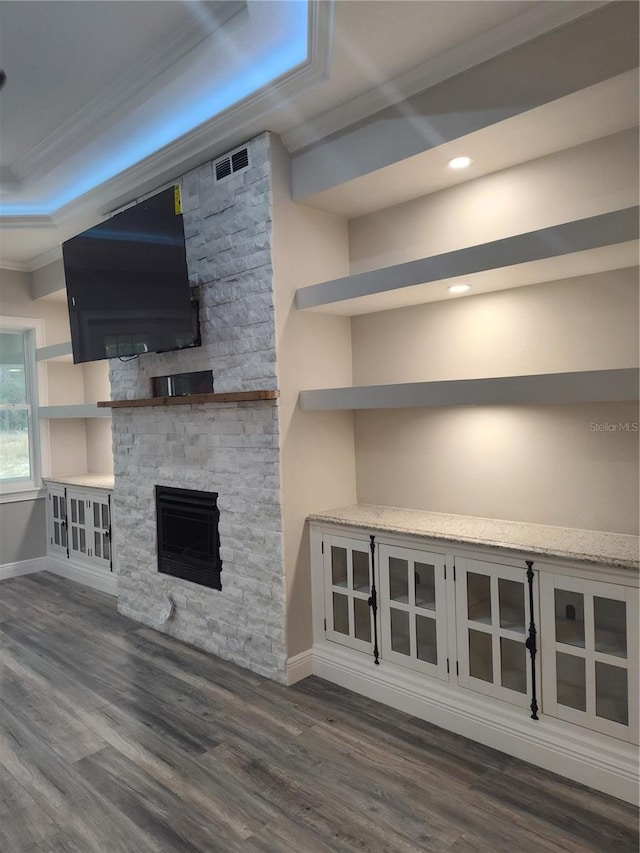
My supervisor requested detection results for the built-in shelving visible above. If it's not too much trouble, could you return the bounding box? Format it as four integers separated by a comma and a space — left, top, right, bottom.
38, 404, 112, 419
295, 207, 639, 315
98, 389, 279, 409
299, 368, 639, 412
36, 341, 73, 362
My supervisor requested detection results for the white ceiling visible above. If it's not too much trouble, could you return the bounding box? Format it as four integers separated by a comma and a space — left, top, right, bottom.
0, 0, 627, 270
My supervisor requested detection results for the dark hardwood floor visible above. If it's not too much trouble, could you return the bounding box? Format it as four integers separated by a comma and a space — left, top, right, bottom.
0, 573, 637, 852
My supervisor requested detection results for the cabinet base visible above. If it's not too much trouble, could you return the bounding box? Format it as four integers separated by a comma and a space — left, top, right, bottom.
47, 555, 117, 596
310, 642, 639, 805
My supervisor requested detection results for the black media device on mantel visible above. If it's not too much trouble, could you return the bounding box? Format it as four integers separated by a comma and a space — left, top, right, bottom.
62, 186, 200, 364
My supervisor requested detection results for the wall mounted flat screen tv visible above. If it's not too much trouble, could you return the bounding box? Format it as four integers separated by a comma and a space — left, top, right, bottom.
63, 187, 199, 364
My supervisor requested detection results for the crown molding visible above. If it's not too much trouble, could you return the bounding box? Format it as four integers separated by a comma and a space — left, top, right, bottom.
26, 244, 64, 273
9, 1, 246, 187
0, 259, 29, 272
0, 215, 54, 228
49, 0, 334, 226
283, 0, 609, 152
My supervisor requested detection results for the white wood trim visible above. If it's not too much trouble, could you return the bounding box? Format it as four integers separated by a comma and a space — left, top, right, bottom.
0, 557, 47, 581
0, 488, 46, 504
46, 554, 117, 596
310, 641, 639, 805
286, 650, 313, 685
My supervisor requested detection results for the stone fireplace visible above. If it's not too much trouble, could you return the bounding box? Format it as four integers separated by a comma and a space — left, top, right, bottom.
108, 134, 287, 682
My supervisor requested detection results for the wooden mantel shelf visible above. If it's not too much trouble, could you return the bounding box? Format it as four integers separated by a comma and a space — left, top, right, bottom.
97, 390, 279, 409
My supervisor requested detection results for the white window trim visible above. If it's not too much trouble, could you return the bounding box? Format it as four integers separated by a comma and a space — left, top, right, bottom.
0, 316, 49, 502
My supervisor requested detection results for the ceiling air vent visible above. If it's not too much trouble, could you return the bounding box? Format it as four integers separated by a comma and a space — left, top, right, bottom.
214, 146, 250, 182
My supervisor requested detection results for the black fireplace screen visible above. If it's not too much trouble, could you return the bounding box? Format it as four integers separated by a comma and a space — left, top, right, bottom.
155, 485, 222, 590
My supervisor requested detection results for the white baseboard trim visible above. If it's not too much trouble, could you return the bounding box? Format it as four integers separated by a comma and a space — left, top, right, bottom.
0, 556, 47, 581
311, 643, 639, 805
286, 649, 314, 685
46, 555, 117, 596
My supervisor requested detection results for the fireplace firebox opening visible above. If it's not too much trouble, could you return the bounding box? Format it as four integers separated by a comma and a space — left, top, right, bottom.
156, 485, 222, 590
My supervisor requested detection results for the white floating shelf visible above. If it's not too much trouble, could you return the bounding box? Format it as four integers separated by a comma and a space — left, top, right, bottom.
299, 368, 639, 411
36, 341, 73, 362
295, 207, 639, 314
38, 405, 112, 419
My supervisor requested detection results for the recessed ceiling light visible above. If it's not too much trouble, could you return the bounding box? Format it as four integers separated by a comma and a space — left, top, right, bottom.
448, 156, 472, 170
448, 284, 471, 294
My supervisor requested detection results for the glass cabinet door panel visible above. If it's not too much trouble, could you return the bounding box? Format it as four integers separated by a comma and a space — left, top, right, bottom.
50, 492, 67, 549
594, 597, 626, 658
94, 531, 102, 559
456, 558, 534, 709
333, 593, 349, 635
416, 615, 437, 664
331, 546, 348, 587
93, 502, 101, 528
352, 550, 370, 593
540, 574, 637, 743
554, 589, 585, 647
468, 629, 493, 683
499, 579, 525, 632
389, 557, 409, 603
556, 652, 586, 712
378, 544, 448, 680
414, 562, 436, 610
500, 637, 526, 693
354, 598, 372, 643
467, 573, 491, 624
390, 608, 410, 656
595, 662, 628, 726
323, 535, 375, 654
102, 505, 109, 528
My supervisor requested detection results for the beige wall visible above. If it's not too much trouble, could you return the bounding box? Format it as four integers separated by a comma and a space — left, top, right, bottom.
86, 419, 114, 475
46, 362, 86, 405
48, 419, 88, 476
352, 269, 639, 384
82, 360, 111, 403
348, 130, 638, 274
354, 402, 639, 534
350, 268, 639, 535
270, 135, 357, 658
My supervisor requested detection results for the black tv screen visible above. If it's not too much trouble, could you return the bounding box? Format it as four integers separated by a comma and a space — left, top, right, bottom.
63, 187, 198, 364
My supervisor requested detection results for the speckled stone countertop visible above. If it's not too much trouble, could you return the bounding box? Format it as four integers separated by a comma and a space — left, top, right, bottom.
43, 474, 114, 490
308, 505, 639, 570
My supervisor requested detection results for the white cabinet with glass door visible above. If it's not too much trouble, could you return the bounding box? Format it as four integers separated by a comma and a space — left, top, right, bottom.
45, 483, 113, 578
454, 557, 535, 710
322, 533, 375, 654
46, 484, 69, 558
540, 573, 639, 744
378, 543, 449, 681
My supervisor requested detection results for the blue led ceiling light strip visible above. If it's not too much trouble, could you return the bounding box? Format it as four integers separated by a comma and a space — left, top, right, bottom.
1, 1, 309, 218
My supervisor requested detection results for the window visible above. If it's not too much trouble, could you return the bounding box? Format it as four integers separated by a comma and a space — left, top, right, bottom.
0, 319, 44, 496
